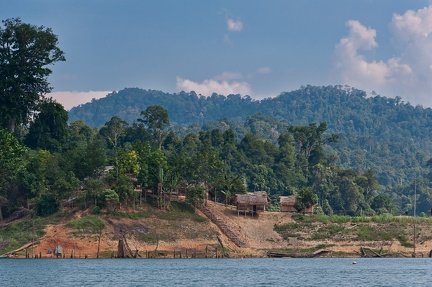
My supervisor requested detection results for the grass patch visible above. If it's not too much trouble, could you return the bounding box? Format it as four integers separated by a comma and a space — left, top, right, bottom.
159, 202, 207, 223
312, 225, 345, 240
0, 215, 61, 254
66, 215, 105, 235
274, 223, 303, 240
397, 235, 414, 248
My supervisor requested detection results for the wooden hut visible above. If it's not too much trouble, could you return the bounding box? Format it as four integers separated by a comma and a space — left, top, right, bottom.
279, 196, 297, 212
234, 192, 270, 216
279, 195, 314, 214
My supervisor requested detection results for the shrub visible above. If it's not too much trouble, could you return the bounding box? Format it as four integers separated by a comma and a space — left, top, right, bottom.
35, 194, 59, 216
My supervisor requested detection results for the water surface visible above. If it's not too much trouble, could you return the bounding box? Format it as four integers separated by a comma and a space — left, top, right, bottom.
1, 258, 430, 287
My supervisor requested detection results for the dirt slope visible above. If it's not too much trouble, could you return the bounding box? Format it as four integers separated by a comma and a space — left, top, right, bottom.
17, 201, 432, 258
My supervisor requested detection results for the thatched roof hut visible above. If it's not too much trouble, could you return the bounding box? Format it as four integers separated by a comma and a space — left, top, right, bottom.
279, 195, 297, 212
234, 191, 270, 216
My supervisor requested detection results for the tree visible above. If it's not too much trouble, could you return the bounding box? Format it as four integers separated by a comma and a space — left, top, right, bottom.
287, 122, 338, 161
0, 129, 26, 184
99, 116, 128, 178
0, 18, 65, 132
25, 98, 69, 152
138, 105, 170, 150
35, 193, 59, 216
102, 189, 119, 212
0, 129, 26, 220
294, 187, 318, 212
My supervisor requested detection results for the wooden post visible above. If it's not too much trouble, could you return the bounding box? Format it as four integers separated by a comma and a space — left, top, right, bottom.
117, 239, 125, 258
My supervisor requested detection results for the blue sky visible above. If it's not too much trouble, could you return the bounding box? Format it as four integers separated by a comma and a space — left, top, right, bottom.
2, 0, 432, 109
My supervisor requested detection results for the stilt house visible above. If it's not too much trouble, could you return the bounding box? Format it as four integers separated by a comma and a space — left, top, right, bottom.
234, 191, 270, 216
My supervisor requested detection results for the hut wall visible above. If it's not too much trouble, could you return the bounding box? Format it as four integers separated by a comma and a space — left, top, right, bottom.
281, 205, 297, 212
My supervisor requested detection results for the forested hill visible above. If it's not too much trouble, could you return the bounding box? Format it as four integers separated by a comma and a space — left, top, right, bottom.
69, 88, 260, 128
68, 85, 432, 188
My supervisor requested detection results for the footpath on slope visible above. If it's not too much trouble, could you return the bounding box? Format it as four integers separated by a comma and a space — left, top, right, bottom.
199, 201, 294, 256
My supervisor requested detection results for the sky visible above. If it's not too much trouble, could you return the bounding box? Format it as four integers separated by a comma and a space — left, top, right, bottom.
2, 0, 432, 110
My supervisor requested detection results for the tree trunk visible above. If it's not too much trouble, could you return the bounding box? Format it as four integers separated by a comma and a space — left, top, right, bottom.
96, 231, 102, 258
8, 117, 16, 133
117, 239, 125, 258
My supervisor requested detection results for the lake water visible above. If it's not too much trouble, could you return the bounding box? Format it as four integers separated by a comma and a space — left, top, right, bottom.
1, 258, 431, 286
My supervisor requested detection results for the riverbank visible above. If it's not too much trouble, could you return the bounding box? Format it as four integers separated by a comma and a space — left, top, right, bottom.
2, 201, 431, 259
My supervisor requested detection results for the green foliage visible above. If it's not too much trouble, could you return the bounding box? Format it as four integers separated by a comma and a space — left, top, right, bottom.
35, 193, 59, 216
0, 18, 65, 132
68, 86, 432, 192
398, 235, 414, 248
102, 189, 119, 212
66, 215, 105, 234
311, 225, 345, 240
294, 187, 318, 212
25, 99, 69, 152
92, 206, 101, 215
0, 129, 26, 207
186, 186, 206, 206
0, 216, 54, 253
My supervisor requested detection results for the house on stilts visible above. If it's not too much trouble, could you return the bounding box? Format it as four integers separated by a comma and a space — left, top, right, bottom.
234, 191, 270, 217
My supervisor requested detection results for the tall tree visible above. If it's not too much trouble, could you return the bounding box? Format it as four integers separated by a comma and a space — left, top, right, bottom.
138, 105, 170, 150
287, 122, 338, 162
25, 98, 69, 152
0, 18, 65, 132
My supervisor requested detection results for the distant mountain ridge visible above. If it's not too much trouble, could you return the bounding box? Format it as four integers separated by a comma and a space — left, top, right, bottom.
68, 85, 432, 187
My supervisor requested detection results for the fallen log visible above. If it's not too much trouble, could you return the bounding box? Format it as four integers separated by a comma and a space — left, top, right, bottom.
1, 241, 39, 257
312, 249, 330, 257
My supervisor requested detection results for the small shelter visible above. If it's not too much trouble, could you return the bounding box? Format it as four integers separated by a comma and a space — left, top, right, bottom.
234, 191, 270, 216
279, 195, 314, 214
279, 196, 297, 212
55, 245, 63, 258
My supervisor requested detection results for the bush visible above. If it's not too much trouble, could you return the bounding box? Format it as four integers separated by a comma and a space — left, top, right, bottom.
35, 194, 59, 216
92, 206, 101, 215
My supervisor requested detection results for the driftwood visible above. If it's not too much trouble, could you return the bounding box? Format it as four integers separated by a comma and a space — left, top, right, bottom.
217, 235, 224, 249
1, 241, 39, 256
267, 249, 330, 258
312, 249, 330, 257
360, 247, 382, 257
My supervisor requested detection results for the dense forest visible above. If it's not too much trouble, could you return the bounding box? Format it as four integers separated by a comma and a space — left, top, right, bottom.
3, 97, 432, 220
69, 86, 432, 189
2, 18, 432, 223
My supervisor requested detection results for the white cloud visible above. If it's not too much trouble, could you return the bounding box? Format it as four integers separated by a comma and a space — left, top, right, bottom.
176, 75, 252, 96
257, 66, 271, 74
334, 6, 432, 106
227, 18, 243, 32
48, 91, 111, 110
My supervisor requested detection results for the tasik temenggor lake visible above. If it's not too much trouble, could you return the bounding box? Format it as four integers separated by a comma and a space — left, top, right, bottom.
1, 258, 431, 287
